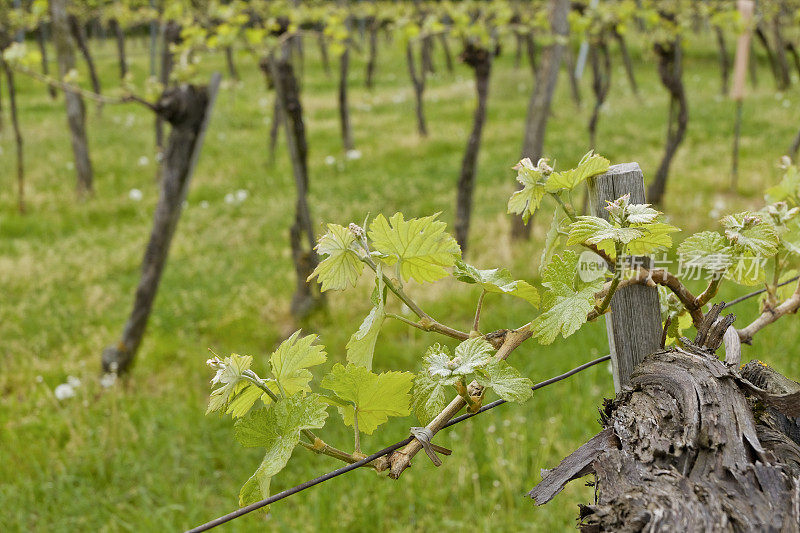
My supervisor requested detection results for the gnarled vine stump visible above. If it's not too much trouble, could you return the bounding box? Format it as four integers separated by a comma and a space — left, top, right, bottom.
530, 344, 800, 531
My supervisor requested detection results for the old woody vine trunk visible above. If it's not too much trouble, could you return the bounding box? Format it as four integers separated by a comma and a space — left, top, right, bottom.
108, 17, 127, 80
454, 44, 491, 254
530, 342, 800, 531
102, 76, 220, 374
406, 40, 427, 136
266, 48, 324, 318
647, 36, 688, 205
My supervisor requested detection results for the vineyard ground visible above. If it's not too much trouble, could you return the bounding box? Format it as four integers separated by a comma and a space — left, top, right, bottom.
1, 34, 799, 531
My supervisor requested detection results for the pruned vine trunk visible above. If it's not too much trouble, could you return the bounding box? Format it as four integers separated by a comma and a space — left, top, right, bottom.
564, 43, 582, 108
317, 32, 330, 77
612, 28, 637, 96
714, 25, 731, 95
156, 21, 182, 156
454, 44, 491, 254
265, 49, 324, 318
108, 18, 127, 80
407, 41, 427, 136
771, 13, 792, 91
530, 344, 800, 531
338, 47, 354, 152
0, 51, 24, 213
647, 37, 688, 205
68, 14, 101, 108
588, 36, 611, 150
102, 76, 220, 374
365, 17, 378, 89
511, 0, 568, 240
787, 42, 800, 79
438, 33, 453, 73
49, 0, 93, 195
36, 24, 57, 99
224, 46, 239, 81
421, 35, 435, 75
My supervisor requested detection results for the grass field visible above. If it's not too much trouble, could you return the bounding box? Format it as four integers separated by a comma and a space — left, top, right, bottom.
2, 32, 800, 532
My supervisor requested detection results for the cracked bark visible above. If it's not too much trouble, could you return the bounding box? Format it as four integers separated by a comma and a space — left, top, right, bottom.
530, 344, 800, 531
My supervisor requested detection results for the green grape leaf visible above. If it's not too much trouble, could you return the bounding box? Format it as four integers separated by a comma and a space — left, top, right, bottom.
545, 151, 610, 192
347, 267, 387, 370
321, 363, 413, 435
270, 331, 327, 396
626, 222, 680, 255
781, 219, 800, 255
411, 373, 450, 425
475, 360, 533, 403
508, 158, 547, 223
726, 252, 767, 286
307, 224, 364, 292
567, 216, 645, 247
453, 260, 540, 308
766, 164, 800, 204
624, 203, 660, 224
225, 383, 270, 419
540, 250, 581, 289
368, 213, 461, 283
677, 231, 734, 273
722, 212, 780, 256
425, 338, 494, 380
540, 212, 567, 273
207, 353, 252, 414
234, 395, 328, 507
346, 305, 386, 370
531, 279, 602, 345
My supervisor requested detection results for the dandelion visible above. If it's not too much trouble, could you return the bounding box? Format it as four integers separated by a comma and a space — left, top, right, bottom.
492, 480, 501, 488
54, 383, 75, 401
235, 189, 248, 202
129, 189, 143, 201
100, 373, 117, 388
66, 376, 81, 388
325, 155, 337, 166
138, 156, 149, 166
200, 201, 209, 209
345, 149, 362, 161
224, 193, 235, 204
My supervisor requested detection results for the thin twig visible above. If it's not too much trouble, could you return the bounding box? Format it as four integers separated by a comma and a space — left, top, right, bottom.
723, 275, 800, 309
11, 63, 158, 112
186, 354, 611, 533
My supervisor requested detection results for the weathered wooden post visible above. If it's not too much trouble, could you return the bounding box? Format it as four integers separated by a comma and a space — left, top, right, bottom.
588, 162, 662, 392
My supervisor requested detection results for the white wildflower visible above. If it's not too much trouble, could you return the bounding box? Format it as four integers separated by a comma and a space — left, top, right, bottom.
325, 155, 337, 166
54, 383, 75, 401
66, 376, 81, 388
137, 156, 149, 167
345, 149, 362, 161
129, 189, 143, 201
235, 189, 248, 202
100, 373, 117, 388
224, 193, 235, 204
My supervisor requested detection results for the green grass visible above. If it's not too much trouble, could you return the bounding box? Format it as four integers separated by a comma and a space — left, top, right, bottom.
1, 32, 800, 532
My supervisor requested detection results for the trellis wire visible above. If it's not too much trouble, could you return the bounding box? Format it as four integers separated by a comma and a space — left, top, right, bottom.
186, 354, 612, 532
